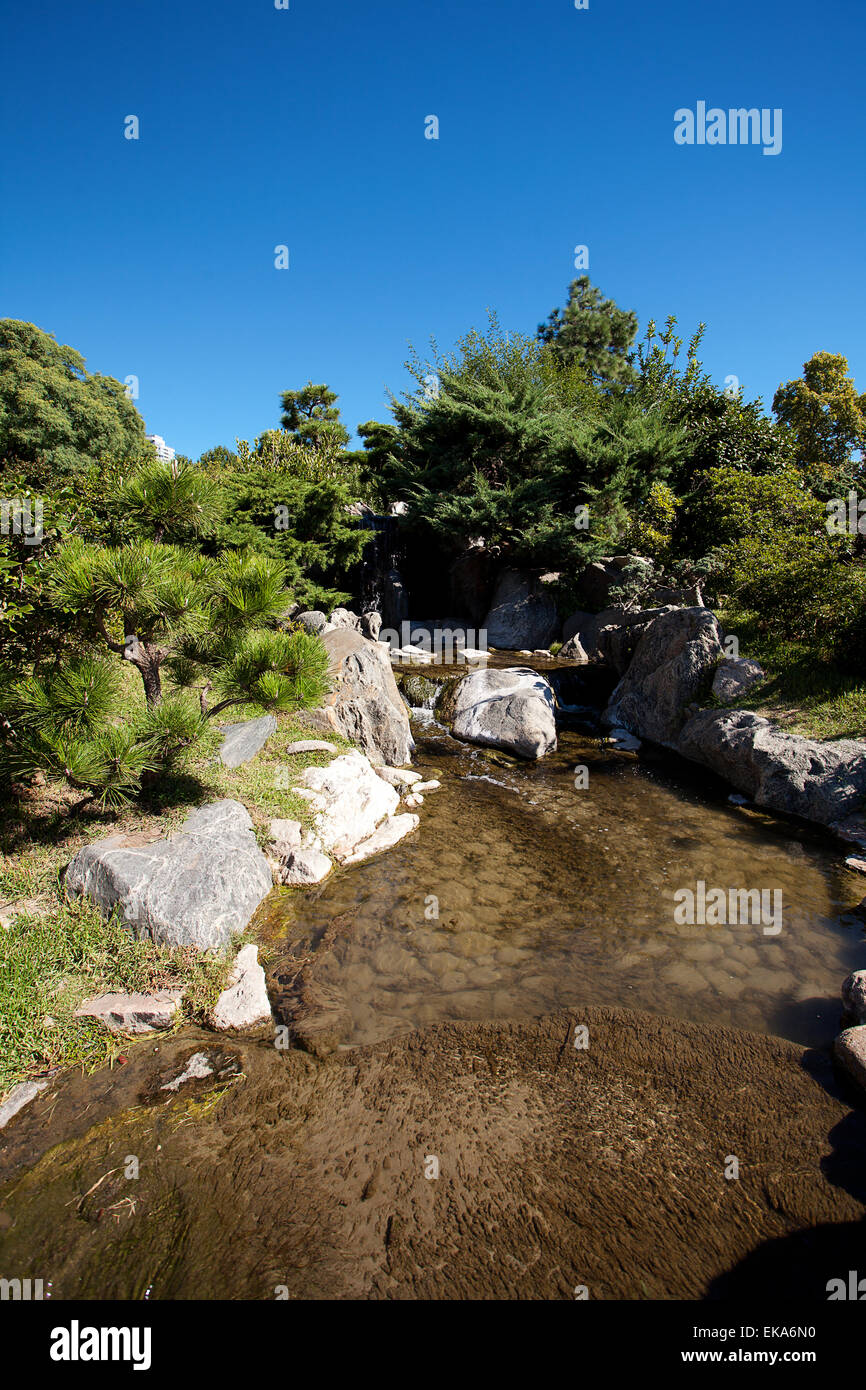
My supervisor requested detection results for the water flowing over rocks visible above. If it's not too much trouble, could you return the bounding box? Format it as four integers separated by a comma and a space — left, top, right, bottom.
217, 714, 277, 768
604, 606, 725, 745
451, 666, 557, 759
315, 628, 414, 766
676, 709, 866, 834
482, 569, 560, 650
65, 800, 273, 951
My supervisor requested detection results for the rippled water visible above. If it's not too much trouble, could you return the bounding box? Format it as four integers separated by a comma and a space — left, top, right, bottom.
264, 685, 866, 1051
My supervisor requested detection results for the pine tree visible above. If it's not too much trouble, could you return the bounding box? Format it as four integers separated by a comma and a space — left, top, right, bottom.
538, 276, 638, 387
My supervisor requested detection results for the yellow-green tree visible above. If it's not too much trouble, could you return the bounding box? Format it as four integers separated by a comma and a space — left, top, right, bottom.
773, 352, 866, 497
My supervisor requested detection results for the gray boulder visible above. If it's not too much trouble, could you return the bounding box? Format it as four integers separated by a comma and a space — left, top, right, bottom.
361, 610, 382, 641
327, 607, 362, 632
842, 970, 866, 1024
835, 1026, 866, 1091
451, 666, 557, 759
677, 709, 866, 834
712, 656, 765, 704
217, 715, 277, 768
316, 627, 414, 766
482, 570, 560, 650
65, 800, 273, 951
295, 610, 328, 634
572, 554, 651, 610
604, 607, 724, 744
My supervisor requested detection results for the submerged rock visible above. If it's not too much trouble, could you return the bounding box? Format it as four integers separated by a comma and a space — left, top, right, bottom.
451, 666, 557, 759
341, 812, 420, 864
274, 846, 333, 885
0, 1078, 51, 1130
65, 800, 273, 951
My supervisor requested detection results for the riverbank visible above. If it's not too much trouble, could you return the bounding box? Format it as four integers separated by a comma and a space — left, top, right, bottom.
0, 710, 355, 1098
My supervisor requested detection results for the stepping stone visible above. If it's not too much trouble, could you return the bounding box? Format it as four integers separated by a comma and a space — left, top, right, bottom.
283, 740, 340, 755
217, 715, 277, 767
74, 989, 183, 1034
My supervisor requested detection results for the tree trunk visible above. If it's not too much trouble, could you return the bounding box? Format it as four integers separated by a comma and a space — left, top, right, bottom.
123, 634, 164, 707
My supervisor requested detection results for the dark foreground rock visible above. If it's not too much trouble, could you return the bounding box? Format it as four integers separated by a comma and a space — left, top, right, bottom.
65, 800, 273, 951
482, 569, 560, 650
1, 1008, 864, 1299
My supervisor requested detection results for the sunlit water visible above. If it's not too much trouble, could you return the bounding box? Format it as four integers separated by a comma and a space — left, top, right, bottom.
263, 675, 866, 1052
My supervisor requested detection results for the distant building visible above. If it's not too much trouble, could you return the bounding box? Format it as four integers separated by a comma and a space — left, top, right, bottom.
147, 434, 176, 462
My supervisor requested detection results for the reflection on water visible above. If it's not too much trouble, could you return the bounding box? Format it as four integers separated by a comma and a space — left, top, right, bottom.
264, 703, 866, 1052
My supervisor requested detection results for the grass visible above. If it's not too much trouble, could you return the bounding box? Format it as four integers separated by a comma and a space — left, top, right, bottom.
715, 608, 866, 742
0, 705, 354, 1099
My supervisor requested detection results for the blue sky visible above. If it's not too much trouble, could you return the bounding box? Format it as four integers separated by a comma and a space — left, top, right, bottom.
2, 0, 864, 459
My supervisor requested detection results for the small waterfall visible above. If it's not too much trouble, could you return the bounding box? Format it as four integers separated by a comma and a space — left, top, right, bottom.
358, 512, 409, 628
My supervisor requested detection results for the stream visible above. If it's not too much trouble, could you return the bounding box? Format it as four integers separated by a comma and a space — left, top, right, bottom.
263, 660, 866, 1053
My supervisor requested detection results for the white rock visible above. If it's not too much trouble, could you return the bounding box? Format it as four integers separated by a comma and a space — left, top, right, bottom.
405, 793, 423, 808
212, 944, 272, 1030
282, 740, 341, 755
341, 814, 420, 865
269, 818, 302, 856
0, 1078, 50, 1129
459, 648, 490, 663
451, 666, 557, 760
376, 765, 422, 787
293, 750, 399, 861
413, 780, 441, 792
845, 856, 866, 874
274, 846, 333, 885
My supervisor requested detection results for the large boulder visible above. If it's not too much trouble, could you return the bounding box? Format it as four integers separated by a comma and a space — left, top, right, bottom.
482, 570, 560, 650
604, 607, 724, 745
316, 628, 414, 766
451, 666, 557, 759
65, 801, 273, 951
560, 606, 675, 672
217, 715, 277, 768
677, 709, 866, 834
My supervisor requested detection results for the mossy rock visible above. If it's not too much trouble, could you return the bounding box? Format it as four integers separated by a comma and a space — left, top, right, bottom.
400, 674, 442, 708
434, 675, 464, 726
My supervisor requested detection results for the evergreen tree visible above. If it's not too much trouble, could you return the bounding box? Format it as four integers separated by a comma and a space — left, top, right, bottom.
537, 276, 638, 387
279, 382, 350, 451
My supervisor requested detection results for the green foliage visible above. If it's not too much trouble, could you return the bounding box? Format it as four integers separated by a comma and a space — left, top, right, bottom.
627, 481, 680, 564
121, 456, 225, 543
691, 466, 866, 674
0, 320, 152, 485
538, 276, 638, 387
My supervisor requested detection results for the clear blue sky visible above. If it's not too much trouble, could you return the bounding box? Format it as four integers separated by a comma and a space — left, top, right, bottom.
2, 0, 864, 459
